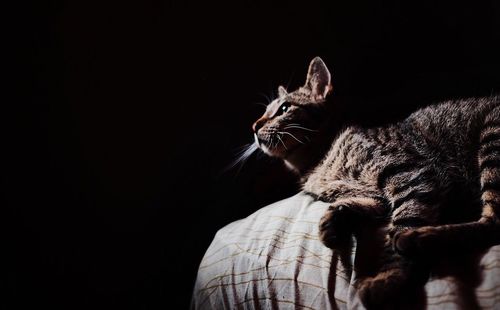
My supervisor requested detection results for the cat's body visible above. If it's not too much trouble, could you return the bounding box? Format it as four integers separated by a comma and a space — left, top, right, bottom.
251, 57, 500, 308
305, 97, 494, 225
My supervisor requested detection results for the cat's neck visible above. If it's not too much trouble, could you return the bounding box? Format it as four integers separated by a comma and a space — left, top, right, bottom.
283, 133, 332, 174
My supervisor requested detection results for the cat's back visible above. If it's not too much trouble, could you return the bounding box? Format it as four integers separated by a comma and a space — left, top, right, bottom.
405, 96, 499, 140
401, 96, 500, 161
303, 95, 500, 201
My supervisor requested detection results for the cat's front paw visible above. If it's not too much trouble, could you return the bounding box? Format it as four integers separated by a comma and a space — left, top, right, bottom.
393, 227, 438, 256
319, 205, 355, 249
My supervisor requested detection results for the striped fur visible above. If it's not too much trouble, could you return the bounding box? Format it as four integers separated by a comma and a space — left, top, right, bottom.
252, 57, 500, 308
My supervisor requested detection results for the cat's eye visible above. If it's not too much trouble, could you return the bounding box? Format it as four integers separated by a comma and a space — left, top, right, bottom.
278, 102, 291, 115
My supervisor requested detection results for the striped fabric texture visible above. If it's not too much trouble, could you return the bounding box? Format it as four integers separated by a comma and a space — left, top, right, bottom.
192, 193, 500, 309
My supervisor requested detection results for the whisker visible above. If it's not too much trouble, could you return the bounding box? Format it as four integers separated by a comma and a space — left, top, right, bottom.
283, 125, 318, 132
277, 134, 288, 150
279, 131, 306, 144
271, 136, 279, 149
259, 92, 274, 104
223, 143, 259, 174
253, 102, 268, 108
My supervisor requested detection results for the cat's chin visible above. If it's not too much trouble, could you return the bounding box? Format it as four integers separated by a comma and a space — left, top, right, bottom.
259, 145, 287, 158
259, 144, 305, 173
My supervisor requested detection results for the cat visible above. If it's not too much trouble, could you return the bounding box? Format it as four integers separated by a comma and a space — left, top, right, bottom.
250, 56, 500, 308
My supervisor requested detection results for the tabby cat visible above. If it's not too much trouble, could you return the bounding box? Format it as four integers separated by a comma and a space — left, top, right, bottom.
251, 57, 500, 308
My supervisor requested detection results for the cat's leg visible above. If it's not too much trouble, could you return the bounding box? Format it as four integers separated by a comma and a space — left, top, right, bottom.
357, 234, 428, 309
394, 123, 500, 255
394, 208, 500, 255
319, 196, 388, 249
357, 195, 441, 308
357, 222, 435, 309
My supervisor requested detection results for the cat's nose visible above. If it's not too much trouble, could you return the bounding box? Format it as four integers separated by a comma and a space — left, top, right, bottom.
252, 118, 266, 133
252, 122, 260, 133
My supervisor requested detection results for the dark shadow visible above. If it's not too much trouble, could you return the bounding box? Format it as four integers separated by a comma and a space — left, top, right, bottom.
420, 187, 490, 310
425, 248, 486, 310
353, 222, 428, 310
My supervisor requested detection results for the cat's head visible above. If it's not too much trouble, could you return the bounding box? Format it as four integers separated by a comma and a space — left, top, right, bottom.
252, 57, 333, 172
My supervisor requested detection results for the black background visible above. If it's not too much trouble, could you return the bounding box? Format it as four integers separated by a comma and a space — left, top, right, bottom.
6, 0, 500, 309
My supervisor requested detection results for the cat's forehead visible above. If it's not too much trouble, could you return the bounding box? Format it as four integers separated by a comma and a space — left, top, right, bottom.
265, 88, 314, 115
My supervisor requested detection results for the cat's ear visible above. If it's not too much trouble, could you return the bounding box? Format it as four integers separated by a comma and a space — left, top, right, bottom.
305, 56, 332, 101
278, 86, 288, 97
